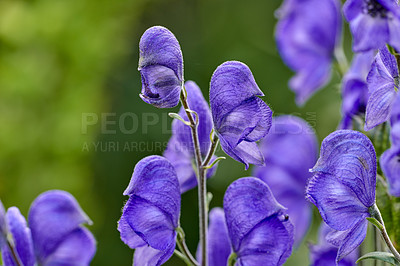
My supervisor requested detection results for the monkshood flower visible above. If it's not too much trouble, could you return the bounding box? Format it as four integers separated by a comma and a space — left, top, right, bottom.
118, 155, 180, 265
164, 81, 216, 192
195, 208, 231, 266
365, 46, 399, 130
275, 0, 341, 105
340, 51, 375, 129
253, 115, 318, 246
138, 26, 183, 108
310, 223, 358, 266
210, 61, 272, 169
1, 190, 96, 266
343, 0, 400, 52
224, 177, 294, 265
306, 130, 377, 262
380, 123, 400, 196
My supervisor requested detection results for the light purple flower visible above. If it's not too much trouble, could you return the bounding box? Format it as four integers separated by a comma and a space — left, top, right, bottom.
306, 130, 376, 263
275, 0, 341, 105
365, 46, 399, 130
196, 208, 231, 266
118, 155, 180, 266
380, 123, 400, 196
253, 115, 318, 246
210, 61, 272, 169
339, 52, 375, 129
310, 223, 359, 266
138, 26, 183, 108
343, 0, 400, 52
224, 177, 294, 265
164, 81, 216, 193
1, 190, 96, 266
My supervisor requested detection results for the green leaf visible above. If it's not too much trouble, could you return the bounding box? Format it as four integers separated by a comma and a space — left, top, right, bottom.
356, 252, 400, 265
367, 217, 384, 230
203, 157, 226, 169
169, 113, 191, 126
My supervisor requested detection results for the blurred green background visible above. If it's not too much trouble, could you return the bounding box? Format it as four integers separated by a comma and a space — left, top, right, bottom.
0, 0, 357, 265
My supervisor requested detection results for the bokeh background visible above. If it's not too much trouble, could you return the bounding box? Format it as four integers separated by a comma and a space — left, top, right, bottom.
0, 0, 369, 265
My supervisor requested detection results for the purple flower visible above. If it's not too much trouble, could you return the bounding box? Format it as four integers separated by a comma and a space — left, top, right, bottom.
253, 115, 318, 246
306, 130, 377, 263
275, 0, 341, 105
224, 177, 294, 265
343, 0, 400, 52
164, 81, 216, 193
310, 223, 359, 266
138, 26, 183, 108
210, 61, 273, 169
196, 208, 231, 266
380, 123, 400, 196
339, 52, 375, 129
390, 93, 400, 125
1, 190, 96, 266
118, 155, 180, 266
365, 46, 399, 130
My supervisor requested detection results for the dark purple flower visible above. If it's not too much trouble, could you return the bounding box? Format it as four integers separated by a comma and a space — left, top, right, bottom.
306, 130, 377, 262
253, 115, 318, 246
224, 177, 294, 265
310, 223, 359, 266
343, 0, 400, 52
275, 0, 341, 105
210, 61, 273, 169
365, 46, 399, 130
380, 123, 400, 196
118, 155, 180, 266
339, 52, 375, 129
196, 208, 231, 266
1, 190, 96, 266
138, 26, 183, 108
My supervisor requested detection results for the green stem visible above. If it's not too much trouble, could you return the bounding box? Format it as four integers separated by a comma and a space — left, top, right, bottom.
369, 204, 400, 262
227, 252, 237, 266
180, 88, 208, 266
334, 46, 349, 77
176, 227, 199, 266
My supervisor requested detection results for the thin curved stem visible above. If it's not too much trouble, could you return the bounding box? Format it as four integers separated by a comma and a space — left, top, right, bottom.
370, 204, 400, 262
176, 227, 199, 266
6, 237, 22, 266
202, 133, 219, 168
180, 88, 208, 266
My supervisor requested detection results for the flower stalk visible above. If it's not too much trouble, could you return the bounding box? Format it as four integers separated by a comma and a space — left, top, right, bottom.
369, 204, 400, 262
179, 88, 208, 266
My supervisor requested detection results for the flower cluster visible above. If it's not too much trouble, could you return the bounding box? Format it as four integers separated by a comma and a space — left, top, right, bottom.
0, 191, 96, 266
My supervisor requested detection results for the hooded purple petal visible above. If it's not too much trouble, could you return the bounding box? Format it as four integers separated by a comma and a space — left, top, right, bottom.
223, 177, 293, 265
118, 156, 180, 265
1, 207, 34, 266
173, 81, 213, 155
254, 116, 317, 245
340, 52, 375, 129
306, 130, 376, 262
28, 190, 93, 264
343, 0, 400, 52
275, 0, 341, 105
365, 47, 398, 130
310, 130, 377, 207
310, 223, 359, 266
210, 61, 272, 169
138, 26, 183, 108
123, 155, 180, 225
43, 227, 96, 265
380, 123, 400, 196
196, 208, 231, 266
390, 94, 400, 126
